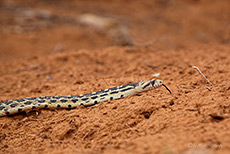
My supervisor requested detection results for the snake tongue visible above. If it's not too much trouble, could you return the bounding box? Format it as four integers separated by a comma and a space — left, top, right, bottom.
162, 84, 172, 95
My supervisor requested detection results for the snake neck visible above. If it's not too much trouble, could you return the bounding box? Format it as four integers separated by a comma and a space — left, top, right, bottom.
72, 82, 139, 105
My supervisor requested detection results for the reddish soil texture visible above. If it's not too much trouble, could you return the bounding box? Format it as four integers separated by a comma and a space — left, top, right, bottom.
0, 0, 230, 154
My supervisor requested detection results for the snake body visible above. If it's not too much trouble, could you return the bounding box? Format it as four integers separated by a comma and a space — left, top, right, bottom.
0, 79, 171, 117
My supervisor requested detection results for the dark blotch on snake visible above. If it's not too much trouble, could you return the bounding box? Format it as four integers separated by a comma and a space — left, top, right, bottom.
91, 96, 98, 99
64, 96, 73, 99
94, 100, 98, 104
143, 83, 151, 89
32, 106, 36, 109
100, 93, 108, 97
120, 87, 133, 92
38, 100, 46, 103
120, 95, 124, 98
39, 96, 52, 99
71, 99, 78, 103
57, 104, 61, 108
18, 108, 22, 112
0, 106, 5, 110
110, 91, 119, 94
80, 103, 84, 105
6, 111, 10, 115
77, 95, 84, 98
81, 98, 88, 101
60, 99, 68, 103
108, 87, 118, 91
16, 99, 25, 102
110, 97, 113, 100
68, 105, 72, 108
45, 104, 48, 108
4, 101, 13, 105
24, 101, 32, 105
10, 103, 18, 108
27, 97, 37, 100
52, 96, 61, 99
50, 100, 57, 103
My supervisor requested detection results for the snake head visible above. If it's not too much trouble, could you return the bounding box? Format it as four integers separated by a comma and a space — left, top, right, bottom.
137, 79, 172, 95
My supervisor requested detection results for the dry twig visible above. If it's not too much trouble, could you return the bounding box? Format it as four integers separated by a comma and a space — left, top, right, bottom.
192, 66, 212, 85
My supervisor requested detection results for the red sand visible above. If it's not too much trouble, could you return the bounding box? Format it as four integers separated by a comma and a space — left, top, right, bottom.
0, 0, 229, 154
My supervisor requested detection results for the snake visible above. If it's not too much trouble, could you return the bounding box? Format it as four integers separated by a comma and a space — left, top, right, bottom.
0, 79, 172, 117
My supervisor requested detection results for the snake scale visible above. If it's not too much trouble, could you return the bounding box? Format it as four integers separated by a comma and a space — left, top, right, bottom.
0, 79, 171, 117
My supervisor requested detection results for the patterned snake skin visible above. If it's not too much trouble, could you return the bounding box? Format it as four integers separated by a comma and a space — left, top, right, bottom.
0, 79, 172, 117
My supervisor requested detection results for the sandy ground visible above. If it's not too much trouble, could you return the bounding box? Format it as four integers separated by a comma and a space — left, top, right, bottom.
0, 0, 229, 154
